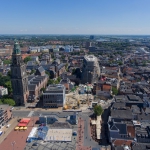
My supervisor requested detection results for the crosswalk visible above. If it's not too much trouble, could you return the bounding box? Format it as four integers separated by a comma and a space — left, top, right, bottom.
27, 111, 34, 117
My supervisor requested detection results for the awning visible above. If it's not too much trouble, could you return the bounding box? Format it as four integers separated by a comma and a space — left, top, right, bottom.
18, 123, 27, 127
23, 127, 28, 130
19, 127, 24, 130
20, 118, 30, 123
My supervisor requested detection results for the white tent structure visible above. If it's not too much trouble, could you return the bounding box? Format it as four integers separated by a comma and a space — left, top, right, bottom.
26, 127, 37, 142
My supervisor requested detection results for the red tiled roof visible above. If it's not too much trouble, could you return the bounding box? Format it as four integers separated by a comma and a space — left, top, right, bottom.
21, 53, 41, 59
127, 125, 135, 138
103, 84, 111, 91
113, 139, 132, 147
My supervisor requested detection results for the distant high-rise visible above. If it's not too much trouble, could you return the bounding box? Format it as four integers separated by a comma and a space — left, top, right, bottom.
81, 55, 100, 84
11, 41, 29, 106
85, 41, 92, 49
90, 35, 94, 40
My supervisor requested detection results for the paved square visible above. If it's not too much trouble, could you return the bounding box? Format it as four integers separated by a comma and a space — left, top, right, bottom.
45, 129, 72, 141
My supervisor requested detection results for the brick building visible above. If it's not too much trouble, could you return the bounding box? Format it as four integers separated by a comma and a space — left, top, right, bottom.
0, 105, 12, 128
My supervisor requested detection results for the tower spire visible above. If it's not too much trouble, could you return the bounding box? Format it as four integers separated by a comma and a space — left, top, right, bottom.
13, 40, 21, 54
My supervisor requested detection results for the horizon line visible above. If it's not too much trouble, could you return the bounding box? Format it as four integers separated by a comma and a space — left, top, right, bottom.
1, 34, 150, 36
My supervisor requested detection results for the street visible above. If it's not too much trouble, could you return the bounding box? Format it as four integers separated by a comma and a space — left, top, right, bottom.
12, 107, 110, 148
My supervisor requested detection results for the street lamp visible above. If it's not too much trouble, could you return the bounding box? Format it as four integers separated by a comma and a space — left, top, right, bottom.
11, 141, 16, 150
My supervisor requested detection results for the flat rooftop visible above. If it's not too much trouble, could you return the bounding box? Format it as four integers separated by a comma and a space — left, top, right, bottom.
45, 129, 72, 141
84, 55, 96, 62
45, 84, 65, 91
111, 110, 133, 119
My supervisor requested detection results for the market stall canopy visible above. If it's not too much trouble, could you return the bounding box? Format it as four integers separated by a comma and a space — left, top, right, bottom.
15, 127, 19, 130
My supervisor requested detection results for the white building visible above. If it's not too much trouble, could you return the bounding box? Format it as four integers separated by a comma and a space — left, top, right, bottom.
0, 86, 8, 96
64, 45, 73, 52
53, 48, 59, 52
29, 46, 40, 53
73, 46, 80, 51
40, 47, 49, 53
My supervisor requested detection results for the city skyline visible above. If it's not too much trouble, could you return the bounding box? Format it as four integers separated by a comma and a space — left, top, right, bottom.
0, 0, 150, 35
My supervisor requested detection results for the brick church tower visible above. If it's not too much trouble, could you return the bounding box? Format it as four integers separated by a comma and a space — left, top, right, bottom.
11, 41, 29, 106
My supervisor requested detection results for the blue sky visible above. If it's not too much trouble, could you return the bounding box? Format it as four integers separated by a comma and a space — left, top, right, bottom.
0, 0, 150, 34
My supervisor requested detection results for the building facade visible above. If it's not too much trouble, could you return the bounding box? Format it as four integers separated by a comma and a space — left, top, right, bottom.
28, 74, 48, 102
11, 41, 29, 106
0, 105, 12, 128
81, 55, 100, 84
43, 84, 66, 108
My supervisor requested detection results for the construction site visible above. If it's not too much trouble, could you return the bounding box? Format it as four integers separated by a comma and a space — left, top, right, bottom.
64, 90, 94, 110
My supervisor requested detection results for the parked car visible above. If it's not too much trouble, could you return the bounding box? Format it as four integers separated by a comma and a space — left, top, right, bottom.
72, 131, 77, 136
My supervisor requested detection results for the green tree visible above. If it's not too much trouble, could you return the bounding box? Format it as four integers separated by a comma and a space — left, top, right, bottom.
57, 77, 61, 83
30, 69, 36, 75
3, 59, 11, 65
72, 68, 76, 75
112, 87, 118, 95
45, 71, 50, 78
4, 81, 12, 94
54, 80, 59, 84
0, 100, 3, 104
118, 61, 123, 65
65, 64, 68, 71
7, 70, 11, 78
48, 79, 54, 85
94, 105, 103, 116
40, 88, 46, 92
24, 56, 31, 63
51, 53, 54, 59
61, 55, 65, 60
0, 73, 12, 95
2, 98, 15, 106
